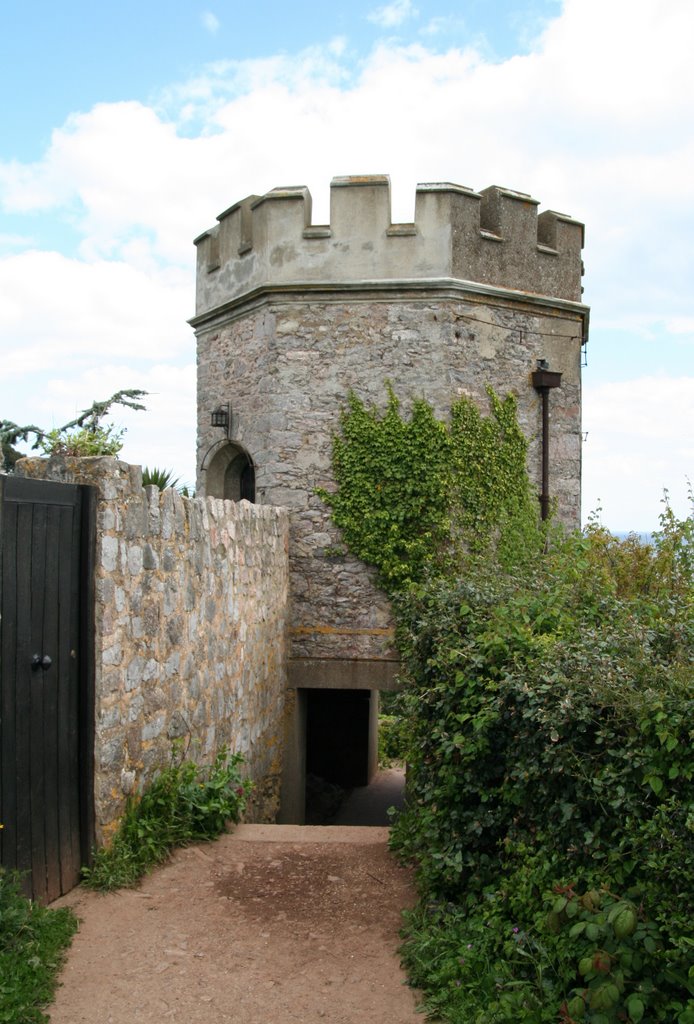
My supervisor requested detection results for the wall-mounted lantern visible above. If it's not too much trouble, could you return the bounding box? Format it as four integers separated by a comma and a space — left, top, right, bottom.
210, 403, 230, 433
531, 360, 562, 521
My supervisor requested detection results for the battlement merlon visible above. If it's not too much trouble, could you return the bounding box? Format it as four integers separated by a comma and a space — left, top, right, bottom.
192, 175, 585, 320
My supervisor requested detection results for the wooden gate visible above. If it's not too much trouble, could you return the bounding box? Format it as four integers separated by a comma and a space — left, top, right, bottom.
0, 475, 94, 902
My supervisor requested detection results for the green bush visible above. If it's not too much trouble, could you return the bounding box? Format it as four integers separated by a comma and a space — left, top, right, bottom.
0, 869, 78, 1023
1, 390, 147, 463
82, 747, 251, 891
319, 382, 693, 1021
38, 424, 124, 456
378, 713, 409, 766
391, 511, 694, 1022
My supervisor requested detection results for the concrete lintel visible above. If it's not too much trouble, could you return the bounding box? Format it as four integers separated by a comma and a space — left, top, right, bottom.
288, 657, 401, 692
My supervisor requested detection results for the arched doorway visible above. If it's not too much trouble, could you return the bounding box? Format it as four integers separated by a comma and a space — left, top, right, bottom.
202, 441, 256, 502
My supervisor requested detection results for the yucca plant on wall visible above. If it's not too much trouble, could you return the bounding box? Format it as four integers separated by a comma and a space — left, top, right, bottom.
142, 466, 180, 490
141, 467, 194, 495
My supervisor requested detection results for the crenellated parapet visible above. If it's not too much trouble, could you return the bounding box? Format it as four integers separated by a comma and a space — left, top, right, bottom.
193, 175, 584, 322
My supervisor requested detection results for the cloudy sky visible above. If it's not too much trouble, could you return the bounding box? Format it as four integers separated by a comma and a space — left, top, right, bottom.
1, 0, 692, 531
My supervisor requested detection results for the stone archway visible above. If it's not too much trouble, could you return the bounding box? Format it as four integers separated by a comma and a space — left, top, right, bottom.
203, 441, 256, 502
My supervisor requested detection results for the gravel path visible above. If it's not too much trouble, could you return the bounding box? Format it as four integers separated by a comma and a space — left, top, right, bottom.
50, 824, 421, 1024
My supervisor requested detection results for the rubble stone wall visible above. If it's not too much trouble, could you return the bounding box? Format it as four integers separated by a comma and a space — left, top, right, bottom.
196, 294, 583, 663
17, 456, 289, 843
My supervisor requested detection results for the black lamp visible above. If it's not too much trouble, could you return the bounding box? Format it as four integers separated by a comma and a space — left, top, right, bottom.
210, 403, 230, 431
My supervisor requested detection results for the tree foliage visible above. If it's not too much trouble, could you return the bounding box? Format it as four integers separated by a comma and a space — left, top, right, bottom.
0, 389, 148, 462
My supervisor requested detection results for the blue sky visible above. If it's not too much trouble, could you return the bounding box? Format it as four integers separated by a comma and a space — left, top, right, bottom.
1, 0, 692, 531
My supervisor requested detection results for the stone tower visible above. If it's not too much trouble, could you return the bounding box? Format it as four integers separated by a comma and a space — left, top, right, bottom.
191, 175, 588, 820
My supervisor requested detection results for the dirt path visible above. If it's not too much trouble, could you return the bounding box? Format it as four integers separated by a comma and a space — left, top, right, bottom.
50, 825, 421, 1023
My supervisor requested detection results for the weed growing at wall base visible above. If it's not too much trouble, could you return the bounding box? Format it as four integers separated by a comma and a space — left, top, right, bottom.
82, 747, 251, 891
0, 869, 78, 1023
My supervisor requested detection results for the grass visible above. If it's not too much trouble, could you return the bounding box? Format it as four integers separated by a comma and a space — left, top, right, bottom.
0, 870, 78, 1024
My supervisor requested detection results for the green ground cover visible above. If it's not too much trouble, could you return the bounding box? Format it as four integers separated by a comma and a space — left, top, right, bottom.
82, 747, 251, 891
0, 870, 78, 1024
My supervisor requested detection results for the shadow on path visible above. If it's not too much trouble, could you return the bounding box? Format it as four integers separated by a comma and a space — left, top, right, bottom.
307, 767, 406, 827
50, 825, 421, 1024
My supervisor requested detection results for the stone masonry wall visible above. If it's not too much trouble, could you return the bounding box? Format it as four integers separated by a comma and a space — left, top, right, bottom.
193, 176, 588, 668
196, 294, 583, 663
17, 456, 289, 843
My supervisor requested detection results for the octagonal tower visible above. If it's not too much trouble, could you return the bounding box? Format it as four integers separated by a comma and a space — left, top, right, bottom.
191, 175, 588, 819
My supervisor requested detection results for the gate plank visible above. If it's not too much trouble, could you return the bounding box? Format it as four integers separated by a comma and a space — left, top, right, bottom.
0, 501, 19, 874
58, 502, 82, 892
29, 501, 48, 904
15, 503, 34, 897
42, 505, 62, 903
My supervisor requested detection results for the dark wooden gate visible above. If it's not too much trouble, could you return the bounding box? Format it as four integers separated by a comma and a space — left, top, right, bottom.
0, 475, 94, 903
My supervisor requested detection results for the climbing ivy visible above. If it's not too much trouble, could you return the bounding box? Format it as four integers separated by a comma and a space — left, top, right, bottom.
319, 385, 452, 593
319, 384, 541, 594
449, 386, 540, 564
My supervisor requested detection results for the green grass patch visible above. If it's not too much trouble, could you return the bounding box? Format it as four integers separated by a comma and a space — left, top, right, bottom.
82, 747, 251, 891
0, 870, 78, 1024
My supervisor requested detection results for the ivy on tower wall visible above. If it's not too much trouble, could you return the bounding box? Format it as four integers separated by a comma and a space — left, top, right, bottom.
319, 384, 540, 596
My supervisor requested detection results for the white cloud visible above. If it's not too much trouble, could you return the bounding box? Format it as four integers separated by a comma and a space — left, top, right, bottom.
201, 11, 220, 34
1, 0, 693, 520
583, 376, 694, 530
0, 250, 192, 374
367, 0, 418, 29
0, 232, 34, 250
420, 16, 468, 38
327, 36, 348, 57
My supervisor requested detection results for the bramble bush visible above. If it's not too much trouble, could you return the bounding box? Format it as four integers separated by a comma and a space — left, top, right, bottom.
391, 509, 693, 1022
320, 385, 693, 1022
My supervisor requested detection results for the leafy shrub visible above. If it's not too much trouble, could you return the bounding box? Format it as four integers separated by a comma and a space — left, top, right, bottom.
82, 747, 251, 891
0, 869, 78, 1023
551, 887, 675, 1024
320, 382, 693, 1021
38, 424, 124, 456
378, 713, 409, 766
0, 389, 147, 463
391, 510, 694, 1022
